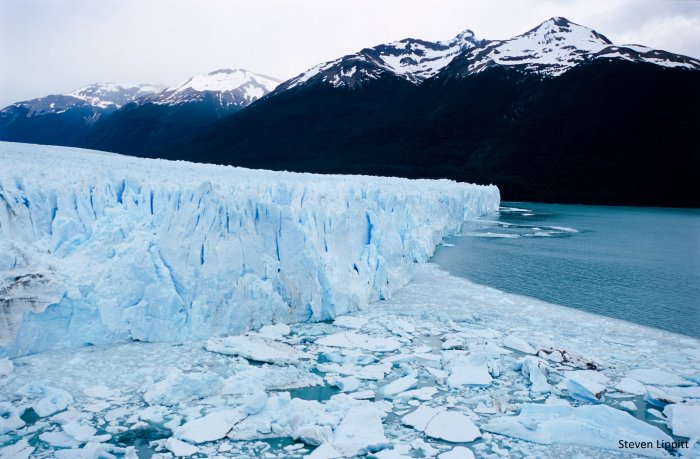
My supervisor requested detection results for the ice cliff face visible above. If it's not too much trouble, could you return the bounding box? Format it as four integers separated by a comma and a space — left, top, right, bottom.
0, 142, 499, 357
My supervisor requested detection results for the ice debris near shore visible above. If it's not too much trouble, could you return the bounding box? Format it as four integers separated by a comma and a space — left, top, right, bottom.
2, 264, 699, 458
0, 141, 499, 358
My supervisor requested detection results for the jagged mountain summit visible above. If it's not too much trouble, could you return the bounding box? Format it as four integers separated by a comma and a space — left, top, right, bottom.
146, 68, 280, 109
273, 17, 699, 93
441, 17, 700, 78
274, 30, 484, 91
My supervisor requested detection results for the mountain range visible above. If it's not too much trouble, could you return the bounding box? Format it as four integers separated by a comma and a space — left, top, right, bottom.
1, 17, 698, 206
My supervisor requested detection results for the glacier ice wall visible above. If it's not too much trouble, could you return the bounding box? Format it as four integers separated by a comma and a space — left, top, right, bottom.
0, 142, 499, 357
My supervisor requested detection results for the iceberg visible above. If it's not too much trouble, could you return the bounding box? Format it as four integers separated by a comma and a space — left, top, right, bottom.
0, 141, 499, 357
483, 403, 673, 458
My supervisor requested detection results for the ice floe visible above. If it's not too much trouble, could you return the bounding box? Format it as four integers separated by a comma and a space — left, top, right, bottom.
206, 334, 311, 365
316, 332, 401, 352
483, 403, 673, 457
1, 263, 698, 458
403, 405, 481, 442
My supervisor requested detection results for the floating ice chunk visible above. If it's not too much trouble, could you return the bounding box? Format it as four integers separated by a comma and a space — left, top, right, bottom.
221, 364, 322, 395
402, 405, 481, 442
165, 437, 199, 457
562, 371, 608, 402
402, 405, 439, 431
39, 430, 81, 448
394, 386, 438, 401
0, 402, 25, 434
54, 442, 131, 459
227, 393, 332, 442
627, 368, 689, 386
207, 335, 311, 365
483, 403, 672, 457
256, 323, 291, 340
62, 421, 111, 443
645, 386, 683, 407
411, 438, 439, 456
317, 362, 392, 380
425, 367, 448, 380
502, 336, 535, 354
616, 378, 647, 395
293, 424, 333, 446
381, 373, 418, 397
438, 446, 476, 459
443, 351, 493, 387
663, 404, 700, 438
308, 443, 345, 459
536, 346, 599, 370
465, 231, 519, 238
0, 438, 33, 459
315, 332, 401, 352
0, 358, 12, 377
373, 444, 412, 458
34, 387, 74, 417
136, 405, 170, 423
382, 318, 416, 338
548, 226, 579, 233
326, 375, 362, 392
518, 356, 550, 393
308, 405, 389, 458
143, 369, 223, 406
83, 385, 114, 399
381, 352, 440, 365
349, 390, 375, 400
658, 385, 700, 400
175, 409, 246, 444
241, 390, 268, 415
425, 411, 481, 442
447, 363, 492, 386
333, 316, 368, 330
619, 400, 637, 412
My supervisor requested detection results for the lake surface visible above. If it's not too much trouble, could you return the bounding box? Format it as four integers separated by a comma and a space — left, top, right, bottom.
432, 202, 700, 338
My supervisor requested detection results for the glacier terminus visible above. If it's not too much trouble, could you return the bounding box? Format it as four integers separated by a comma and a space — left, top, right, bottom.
0, 141, 499, 358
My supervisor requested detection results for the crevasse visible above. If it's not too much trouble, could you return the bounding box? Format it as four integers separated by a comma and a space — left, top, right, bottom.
0, 142, 499, 357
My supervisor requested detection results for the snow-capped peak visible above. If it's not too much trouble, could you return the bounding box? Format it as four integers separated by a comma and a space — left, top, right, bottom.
1, 82, 164, 121
150, 69, 280, 108
65, 82, 165, 109
276, 29, 485, 91
444, 17, 700, 77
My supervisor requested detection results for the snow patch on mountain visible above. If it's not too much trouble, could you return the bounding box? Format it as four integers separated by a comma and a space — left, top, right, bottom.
0, 142, 499, 357
65, 83, 165, 109
447, 17, 700, 77
3, 83, 164, 117
149, 69, 280, 108
278, 31, 484, 90
279, 17, 700, 91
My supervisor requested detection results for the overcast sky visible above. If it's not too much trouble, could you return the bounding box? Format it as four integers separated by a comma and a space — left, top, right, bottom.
1, 0, 698, 107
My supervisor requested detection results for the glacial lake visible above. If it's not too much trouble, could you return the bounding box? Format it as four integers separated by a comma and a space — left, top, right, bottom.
432, 202, 700, 339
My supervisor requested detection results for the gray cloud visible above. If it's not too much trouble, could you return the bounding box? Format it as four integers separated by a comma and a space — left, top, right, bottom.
1, 0, 698, 107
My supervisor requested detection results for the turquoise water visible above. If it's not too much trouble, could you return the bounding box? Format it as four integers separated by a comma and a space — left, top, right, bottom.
432, 202, 700, 338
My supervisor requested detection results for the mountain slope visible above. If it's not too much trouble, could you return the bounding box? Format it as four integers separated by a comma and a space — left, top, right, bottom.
169, 18, 700, 206
79, 69, 279, 154
0, 83, 162, 146
274, 30, 484, 91
442, 17, 700, 78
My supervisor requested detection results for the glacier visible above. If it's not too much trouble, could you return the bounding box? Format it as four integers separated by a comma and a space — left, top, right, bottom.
0, 141, 499, 357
